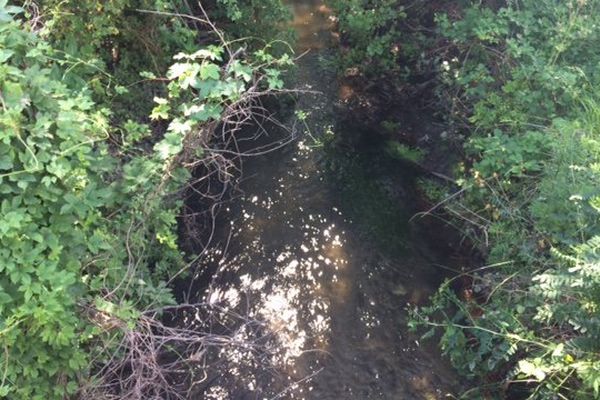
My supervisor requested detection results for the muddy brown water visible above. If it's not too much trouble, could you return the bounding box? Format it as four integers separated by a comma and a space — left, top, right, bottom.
187, 1, 461, 399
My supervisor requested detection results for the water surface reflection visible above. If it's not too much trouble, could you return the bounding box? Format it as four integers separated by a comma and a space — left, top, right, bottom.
189, 1, 460, 398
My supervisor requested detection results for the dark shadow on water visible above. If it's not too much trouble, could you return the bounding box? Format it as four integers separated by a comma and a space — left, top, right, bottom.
171, 1, 464, 399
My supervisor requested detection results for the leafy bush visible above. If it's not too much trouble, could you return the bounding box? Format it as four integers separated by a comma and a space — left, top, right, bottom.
34, 0, 197, 121
412, 215, 600, 398
435, 0, 600, 260
214, 0, 292, 44
0, 6, 190, 397
436, 0, 600, 131
406, 1, 600, 398
329, 0, 405, 74
0, 10, 108, 397
0, 2, 293, 398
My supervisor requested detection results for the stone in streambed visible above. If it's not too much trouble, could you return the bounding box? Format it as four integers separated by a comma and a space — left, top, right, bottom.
392, 283, 408, 296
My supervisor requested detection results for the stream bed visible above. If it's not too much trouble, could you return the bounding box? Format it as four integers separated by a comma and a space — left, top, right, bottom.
188, 1, 461, 398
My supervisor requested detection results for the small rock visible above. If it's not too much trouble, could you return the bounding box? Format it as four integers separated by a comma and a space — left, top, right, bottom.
392, 283, 408, 296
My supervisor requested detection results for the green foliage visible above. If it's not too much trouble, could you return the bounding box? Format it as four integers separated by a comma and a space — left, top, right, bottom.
0, 2, 293, 398
427, 0, 600, 261
0, 12, 104, 397
0, 8, 190, 398
531, 238, 600, 397
409, 1, 600, 398
150, 43, 293, 158
412, 223, 600, 399
213, 0, 293, 47
328, 0, 447, 82
530, 117, 600, 246
36, 0, 197, 120
329, 0, 407, 75
468, 130, 547, 181
411, 282, 526, 380
39, 0, 197, 66
439, 0, 600, 129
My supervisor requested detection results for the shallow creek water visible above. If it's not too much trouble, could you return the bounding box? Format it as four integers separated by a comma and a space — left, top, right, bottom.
191, 1, 460, 399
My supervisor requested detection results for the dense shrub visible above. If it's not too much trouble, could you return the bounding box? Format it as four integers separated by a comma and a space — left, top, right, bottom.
0, 1, 293, 398
331, 0, 454, 82
405, 1, 600, 398
213, 0, 292, 43
0, 6, 191, 397
329, 0, 406, 74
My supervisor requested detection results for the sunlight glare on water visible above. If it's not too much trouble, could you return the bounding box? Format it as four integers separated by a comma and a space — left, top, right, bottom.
190, 1, 460, 398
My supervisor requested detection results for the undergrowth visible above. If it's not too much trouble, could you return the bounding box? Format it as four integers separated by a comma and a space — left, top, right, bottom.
0, 1, 293, 398
329, 0, 600, 398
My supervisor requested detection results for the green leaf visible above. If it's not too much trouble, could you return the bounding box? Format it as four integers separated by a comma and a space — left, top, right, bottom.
154, 132, 183, 160
0, 49, 14, 63
167, 63, 190, 80
0, 384, 10, 396
176, 47, 223, 61
200, 63, 220, 80
185, 103, 222, 122
265, 69, 283, 89
518, 360, 546, 381
230, 60, 253, 82
150, 102, 170, 120
2, 81, 25, 109
552, 343, 564, 358
167, 119, 193, 135
139, 70, 157, 79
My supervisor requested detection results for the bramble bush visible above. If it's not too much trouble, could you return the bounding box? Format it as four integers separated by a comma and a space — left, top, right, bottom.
36, 0, 198, 120
0, 5, 188, 397
0, 1, 293, 398
214, 0, 293, 45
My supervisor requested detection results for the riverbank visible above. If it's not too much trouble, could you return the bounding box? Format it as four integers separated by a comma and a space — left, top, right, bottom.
175, 1, 463, 398
325, 1, 600, 398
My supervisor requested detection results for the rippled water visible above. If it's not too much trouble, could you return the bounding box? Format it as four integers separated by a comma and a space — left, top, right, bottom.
188, 1, 460, 398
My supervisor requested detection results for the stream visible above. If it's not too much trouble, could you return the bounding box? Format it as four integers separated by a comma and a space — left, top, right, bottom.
188, 1, 461, 398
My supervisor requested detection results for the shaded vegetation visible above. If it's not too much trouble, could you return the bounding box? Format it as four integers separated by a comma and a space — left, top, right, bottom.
6, 0, 600, 398
328, 0, 600, 398
0, 1, 292, 398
